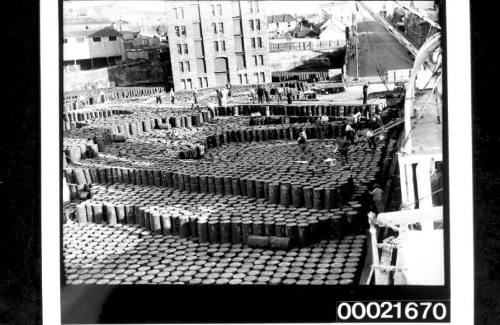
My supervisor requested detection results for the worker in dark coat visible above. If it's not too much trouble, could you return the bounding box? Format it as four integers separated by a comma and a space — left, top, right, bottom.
363, 83, 369, 104
257, 85, 264, 103
336, 138, 350, 165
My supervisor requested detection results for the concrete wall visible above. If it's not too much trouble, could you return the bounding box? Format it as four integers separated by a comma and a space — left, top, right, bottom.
64, 67, 111, 92
268, 49, 333, 72
64, 64, 166, 91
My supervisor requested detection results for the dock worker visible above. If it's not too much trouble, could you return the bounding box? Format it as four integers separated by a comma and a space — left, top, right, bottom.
352, 111, 362, 131
297, 128, 308, 160
170, 89, 175, 104
366, 128, 376, 150
257, 85, 264, 103
345, 122, 357, 144
337, 137, 350, 165
286, 87, 293, 104
264, 85, 270, 103
249, 86, 256, 103
216, 88, 223, 106
363, 82, 369, 104
369, 183, 385, 213
193, 87, 199, 104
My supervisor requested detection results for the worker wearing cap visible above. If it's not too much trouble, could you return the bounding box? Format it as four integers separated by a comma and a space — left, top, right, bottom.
369, 183, 385, 213
363, 83, 369, 104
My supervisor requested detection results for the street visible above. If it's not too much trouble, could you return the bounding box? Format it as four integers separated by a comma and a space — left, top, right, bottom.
347, 10, 414, 78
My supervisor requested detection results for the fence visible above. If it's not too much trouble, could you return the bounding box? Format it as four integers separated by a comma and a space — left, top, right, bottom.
269, 39, 346, 52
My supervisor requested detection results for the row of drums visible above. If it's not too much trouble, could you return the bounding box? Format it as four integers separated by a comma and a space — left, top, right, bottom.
213, 103, 382, 118
66, 182, 369, 245
108, 112, 211, 139
63, 86, 164, 112
198, 121, 365, 152
64, 164, 357, 210
63, 222, 367, 285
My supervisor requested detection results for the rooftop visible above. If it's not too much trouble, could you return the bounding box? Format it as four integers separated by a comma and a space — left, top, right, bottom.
64, 26, 123, 38
64, 17, 113, 26
267, 14, 296, 24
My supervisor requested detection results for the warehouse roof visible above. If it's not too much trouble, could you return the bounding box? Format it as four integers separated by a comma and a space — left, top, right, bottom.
267, 14, 296, 24
64, 27, 123, 38
64, 17, 113, 26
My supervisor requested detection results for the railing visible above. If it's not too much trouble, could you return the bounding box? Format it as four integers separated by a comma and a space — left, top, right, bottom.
269, 39, 346, 52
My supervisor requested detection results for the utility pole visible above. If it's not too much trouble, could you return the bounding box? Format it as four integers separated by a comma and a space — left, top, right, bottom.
355, 33, 359, 78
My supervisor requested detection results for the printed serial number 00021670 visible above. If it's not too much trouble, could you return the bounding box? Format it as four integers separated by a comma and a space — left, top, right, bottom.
336, 301, 449, 322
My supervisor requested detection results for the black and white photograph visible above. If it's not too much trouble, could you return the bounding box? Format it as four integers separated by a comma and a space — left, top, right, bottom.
45, 0, 471, 323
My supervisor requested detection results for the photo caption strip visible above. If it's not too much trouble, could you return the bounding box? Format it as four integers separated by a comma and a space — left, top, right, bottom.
336, 300, 450, 322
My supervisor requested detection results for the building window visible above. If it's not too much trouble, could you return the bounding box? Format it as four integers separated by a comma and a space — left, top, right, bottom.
185, 61, 191, 72
217, 4, 222, 15
234, 36, 243, 52
193, 22, 202, 38
180, 62, 184, 72
249, 19, 254, 31
204, 77, 208, 87
251, 38, 256, 48
109, 36, 117, 41
253, 55, 258, 66
195, 40, 204, 56
76, 37, 85, 43
175, 26, 180, 37
232, 0, 240, 17
221, 40, 226, 51
288, 21, 291, 27
211, 4, 215, 16
180, 7, 184, 18
181, 79, 186, 89
63, 38, 68, 43
244, 74, 248, 84
236, 54, 246, 68
93, 37, 101, 42
254, 72, 259, 83
187, 79, 192, 89
276, 23, 279, 28
177, 44, 182, 54
191, 4, 200, 20
256, 19, 260, 30
249, 1, 253, 13
197, 58, 206, 73
257, 37, 262, 48
238, 74, 243, 84
260, 72, 265, 82
212, 23, 217, 34
259, 55, 264, 65
255, 1, 259, 12
218, 22, 224, 33
181, 26, 186, 36
199, 77, 203, 88
214, 41, 219, 52
233, 18, 242, 35
183, 44, 188, 54
174, 8, 178, 19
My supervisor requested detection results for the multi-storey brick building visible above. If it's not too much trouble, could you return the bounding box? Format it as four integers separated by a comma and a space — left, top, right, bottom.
163, 0, 271, 91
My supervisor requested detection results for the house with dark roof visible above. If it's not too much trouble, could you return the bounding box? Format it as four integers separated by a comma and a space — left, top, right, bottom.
290, 20, 322, 38
267, 14, 297, 34
63, 26, 126, 70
